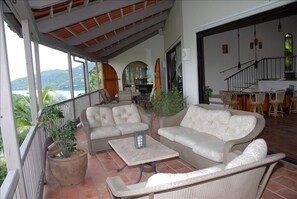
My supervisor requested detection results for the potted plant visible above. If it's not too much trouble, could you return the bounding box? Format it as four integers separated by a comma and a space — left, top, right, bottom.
204, 86, 213, 104
40, 106, 88, 186
151, 86, 185, 117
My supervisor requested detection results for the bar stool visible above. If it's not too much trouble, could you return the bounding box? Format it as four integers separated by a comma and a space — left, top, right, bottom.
268, 90, 286, 117
249, 92, 266, 115
219, 90, 240, 109
289, 90, 297, 113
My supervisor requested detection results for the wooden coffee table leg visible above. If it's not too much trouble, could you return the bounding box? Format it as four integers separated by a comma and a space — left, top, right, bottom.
136, 162, 156, 183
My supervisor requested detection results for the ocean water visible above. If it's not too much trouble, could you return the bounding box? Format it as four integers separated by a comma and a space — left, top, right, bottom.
12, 90, 85, 99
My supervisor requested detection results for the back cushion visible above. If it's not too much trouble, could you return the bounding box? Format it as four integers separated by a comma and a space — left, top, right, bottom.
181, 106, 231, 139
86, 107, 115, 128
223, 115, 257, 141
112, 104, 141, 124
180, 105, 209, 131
225, 139, 267, 169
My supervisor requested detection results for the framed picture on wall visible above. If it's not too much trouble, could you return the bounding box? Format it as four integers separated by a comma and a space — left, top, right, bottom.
222, 44, 228, 54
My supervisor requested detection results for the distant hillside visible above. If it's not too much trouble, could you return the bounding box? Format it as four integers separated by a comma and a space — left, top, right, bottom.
11, 62, 96, 90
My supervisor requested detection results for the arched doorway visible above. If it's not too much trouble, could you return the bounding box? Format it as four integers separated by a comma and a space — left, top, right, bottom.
102, 63, 118, 97
122, 61, 153, 94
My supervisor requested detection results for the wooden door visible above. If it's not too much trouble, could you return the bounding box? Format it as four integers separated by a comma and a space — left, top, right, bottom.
154, 58, 161, 93
102, 63, 118, 97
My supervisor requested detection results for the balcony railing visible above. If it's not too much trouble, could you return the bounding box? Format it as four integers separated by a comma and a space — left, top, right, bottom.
0, 89, 104, 199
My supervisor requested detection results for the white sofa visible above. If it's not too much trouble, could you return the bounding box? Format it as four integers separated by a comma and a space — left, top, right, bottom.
107, 139, 285, 199
158, 104, 266, 168
80, 103, 151, 154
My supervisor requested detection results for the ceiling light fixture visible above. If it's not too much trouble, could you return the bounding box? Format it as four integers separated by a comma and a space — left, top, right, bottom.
237, 28, 241, 69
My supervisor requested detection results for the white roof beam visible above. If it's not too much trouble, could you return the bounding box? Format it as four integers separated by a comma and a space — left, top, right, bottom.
28, 0, 68, 9
86, 13, 168, 52
37, 0, 143, 33
66, 0, 173, 45
98, 22, 164, 57
108, 31, 158, 59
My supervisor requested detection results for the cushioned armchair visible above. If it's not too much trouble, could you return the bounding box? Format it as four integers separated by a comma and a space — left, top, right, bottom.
106, 139, 285, 199
80, 104, 151, 154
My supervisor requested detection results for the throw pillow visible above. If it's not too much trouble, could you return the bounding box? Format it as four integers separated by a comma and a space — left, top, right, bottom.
146, 166, 222, 187
225, 138, 267, 169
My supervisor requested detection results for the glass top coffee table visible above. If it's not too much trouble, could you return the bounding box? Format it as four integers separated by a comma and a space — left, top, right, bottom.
108, 135, 179, 183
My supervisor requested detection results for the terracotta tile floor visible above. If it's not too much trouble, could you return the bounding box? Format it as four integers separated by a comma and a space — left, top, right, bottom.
43, 126, 297, 199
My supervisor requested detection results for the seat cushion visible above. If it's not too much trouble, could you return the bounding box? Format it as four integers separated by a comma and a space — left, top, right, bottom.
86, 106, 115, 128
158, 126, 194, 141
174, 130, 220, 149
192, 140, 225, 162
225, 139, 267, 169
116, 122, 149, 135
90, 126, 121, 139
146, 166, 223, 187
112, 104, 141, 124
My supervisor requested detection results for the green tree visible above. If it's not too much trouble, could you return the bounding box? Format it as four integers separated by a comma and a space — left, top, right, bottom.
89, 66, 102, 92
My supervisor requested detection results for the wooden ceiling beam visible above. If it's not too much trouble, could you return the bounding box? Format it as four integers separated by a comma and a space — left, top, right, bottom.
65, 0, 173, 45
36, 0, 143, 33
86, 13, 168, 52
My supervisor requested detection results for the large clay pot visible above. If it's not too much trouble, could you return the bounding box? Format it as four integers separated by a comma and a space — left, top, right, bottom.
48, 149, 88, 186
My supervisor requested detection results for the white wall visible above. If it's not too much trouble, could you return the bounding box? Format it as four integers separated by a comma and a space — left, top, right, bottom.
108, 34, 164, 91
178, 0, 295, 105
204, 15, 297, 94
163, 0, 182, 51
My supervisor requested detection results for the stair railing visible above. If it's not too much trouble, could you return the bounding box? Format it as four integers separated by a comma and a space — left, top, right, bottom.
225, 56, 297, 92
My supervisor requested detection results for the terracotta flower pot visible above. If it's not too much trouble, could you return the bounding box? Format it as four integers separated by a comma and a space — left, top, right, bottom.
48, 149, 88, 186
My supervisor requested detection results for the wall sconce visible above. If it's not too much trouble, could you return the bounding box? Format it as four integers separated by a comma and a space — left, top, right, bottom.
259, 42, 263, 49
182, 48, 191, 61
222, 44, 228, 54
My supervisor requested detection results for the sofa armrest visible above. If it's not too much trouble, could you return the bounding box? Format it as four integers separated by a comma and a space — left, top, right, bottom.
106, 176, 131, 198
137, 105, 152, 135
79, 109, 91, 134
159, 108, 188, 128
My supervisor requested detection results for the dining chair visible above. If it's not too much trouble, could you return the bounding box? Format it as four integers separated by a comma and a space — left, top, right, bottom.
138, 87, 155, 110
103, 88, 118, 103
249, 92, 266, 115
268, 90, 286, 117
289, 90, 297, 113
99, 89, 109, 104
219, 90, 240, 109
118, 90, 133, 104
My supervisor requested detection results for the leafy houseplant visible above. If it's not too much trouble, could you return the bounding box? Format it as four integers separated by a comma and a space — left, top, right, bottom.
151, 87, 185, 117
42, 106, 76, 158
205, 86, 213, 104
40, 106, 87, 186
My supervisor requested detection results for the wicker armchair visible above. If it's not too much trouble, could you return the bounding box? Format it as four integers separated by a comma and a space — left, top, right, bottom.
107, 151, 285, 199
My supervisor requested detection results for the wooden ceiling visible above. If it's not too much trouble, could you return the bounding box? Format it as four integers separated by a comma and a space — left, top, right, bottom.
4, 0, 174, 61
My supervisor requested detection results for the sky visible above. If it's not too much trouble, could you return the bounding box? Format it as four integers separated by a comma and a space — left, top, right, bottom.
4, 22, 80, 81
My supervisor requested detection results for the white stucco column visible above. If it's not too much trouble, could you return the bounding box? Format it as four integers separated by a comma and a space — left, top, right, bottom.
0, 1, 27, 198
84, 57, 90, 93
34, 41, 43, 110
21, 19, 38, 124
